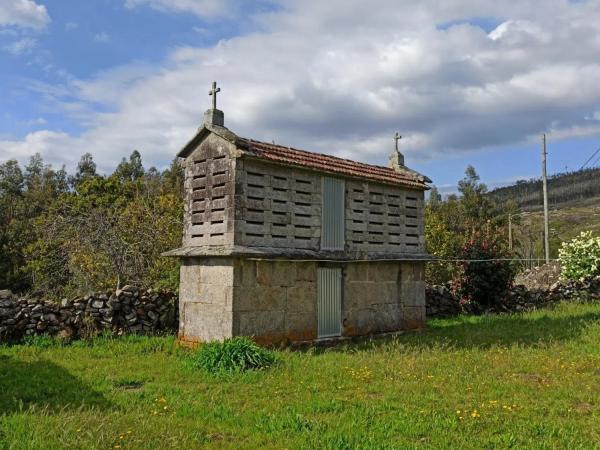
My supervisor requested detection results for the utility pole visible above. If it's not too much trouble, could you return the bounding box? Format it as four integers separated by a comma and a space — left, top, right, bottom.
541, 133, 550, 264
508, 213, 513, 251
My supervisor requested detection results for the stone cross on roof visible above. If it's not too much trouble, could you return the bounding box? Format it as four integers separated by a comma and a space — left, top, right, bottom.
394, 132, 402, 152
209, 81, 221, 110
390, 131, 405, 169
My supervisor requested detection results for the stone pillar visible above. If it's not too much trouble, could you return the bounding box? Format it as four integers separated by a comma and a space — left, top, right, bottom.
178, 257, 235, 343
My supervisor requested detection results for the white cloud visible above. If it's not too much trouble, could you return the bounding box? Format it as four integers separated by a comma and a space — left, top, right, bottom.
123, 0, 243, 19
3, 0, 600, 172
3, 35, 36, 54
0, 0, 50, 29
65, 21, 78, 31
94, 32, 111, 43
0, 130, 77, 166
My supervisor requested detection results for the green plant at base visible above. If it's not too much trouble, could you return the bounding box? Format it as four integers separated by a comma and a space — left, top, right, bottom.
184, 337, 277, 374
558, 231, 600, 281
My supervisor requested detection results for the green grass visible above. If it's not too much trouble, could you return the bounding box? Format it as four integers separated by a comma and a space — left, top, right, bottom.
1, 302, 600, 449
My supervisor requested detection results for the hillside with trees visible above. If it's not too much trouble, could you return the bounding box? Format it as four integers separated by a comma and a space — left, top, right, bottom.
488, 167, 600, 210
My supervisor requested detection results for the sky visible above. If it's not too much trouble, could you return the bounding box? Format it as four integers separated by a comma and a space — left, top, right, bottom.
1, 0, 600, 194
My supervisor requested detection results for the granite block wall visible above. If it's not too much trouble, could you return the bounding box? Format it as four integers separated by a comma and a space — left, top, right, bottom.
178, 258, 426, 345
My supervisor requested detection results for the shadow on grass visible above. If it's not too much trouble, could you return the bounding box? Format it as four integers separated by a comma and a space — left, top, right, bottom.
0, 356, 111, 414
313, 305, 600, 353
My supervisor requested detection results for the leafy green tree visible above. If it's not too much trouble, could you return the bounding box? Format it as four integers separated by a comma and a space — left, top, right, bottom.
458, 165, 495, 227
72, 153, 97, 186
114, 150, 145, 182
425, 165, 510, 285
0, 160, 25, 289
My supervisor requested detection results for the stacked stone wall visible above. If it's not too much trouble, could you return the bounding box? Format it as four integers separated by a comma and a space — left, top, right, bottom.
0, 286, 177, 341
425, 278, 600, 318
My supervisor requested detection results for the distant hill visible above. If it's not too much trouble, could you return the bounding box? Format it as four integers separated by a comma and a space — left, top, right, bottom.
489, 167, 600, 210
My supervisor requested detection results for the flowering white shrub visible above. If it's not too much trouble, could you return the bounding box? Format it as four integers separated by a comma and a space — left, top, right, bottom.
558, 231, 600, 281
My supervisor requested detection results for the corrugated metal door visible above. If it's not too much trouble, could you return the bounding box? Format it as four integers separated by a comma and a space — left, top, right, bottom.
321, 177, 345, 250
317, 267, 342, 338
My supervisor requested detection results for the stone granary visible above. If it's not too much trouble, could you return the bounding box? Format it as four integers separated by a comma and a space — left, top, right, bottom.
165, 82, 431, 344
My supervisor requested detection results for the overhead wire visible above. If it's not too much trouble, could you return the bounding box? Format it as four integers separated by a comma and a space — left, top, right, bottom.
580, 145, 600, 170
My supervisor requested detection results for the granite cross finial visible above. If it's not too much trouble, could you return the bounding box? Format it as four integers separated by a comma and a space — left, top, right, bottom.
394, 132, 402, 152
209, 81, 220, 110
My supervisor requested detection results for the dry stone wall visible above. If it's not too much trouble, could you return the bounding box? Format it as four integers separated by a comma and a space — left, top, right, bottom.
0, 286, 177, 341
426, 278, 600, 318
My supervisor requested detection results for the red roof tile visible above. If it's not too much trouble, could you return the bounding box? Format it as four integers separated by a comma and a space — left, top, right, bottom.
237, 138, 428, 189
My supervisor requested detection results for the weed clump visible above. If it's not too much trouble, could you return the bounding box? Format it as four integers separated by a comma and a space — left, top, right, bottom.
185, 337, 277, 374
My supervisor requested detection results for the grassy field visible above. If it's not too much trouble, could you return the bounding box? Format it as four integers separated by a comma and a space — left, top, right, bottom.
1, 302, 600, 449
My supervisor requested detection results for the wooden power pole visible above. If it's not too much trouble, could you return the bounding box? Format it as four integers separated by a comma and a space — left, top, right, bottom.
508, 213, 513, 251
541, 133, 550, 264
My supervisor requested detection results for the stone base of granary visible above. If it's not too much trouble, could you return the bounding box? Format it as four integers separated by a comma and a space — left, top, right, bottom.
178, 257, 425, 345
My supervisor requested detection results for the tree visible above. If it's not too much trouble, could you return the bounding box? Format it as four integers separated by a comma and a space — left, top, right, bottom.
114, 150, 145, 182
428, 185, 442, 208
162, 158, 184, 196
72, 153, 97, 185
458, 165, 495, 226
424, 165, 510, 285
0, 160, 26, 289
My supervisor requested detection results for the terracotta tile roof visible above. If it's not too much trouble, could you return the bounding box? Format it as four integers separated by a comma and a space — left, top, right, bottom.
237, 138, 428, 189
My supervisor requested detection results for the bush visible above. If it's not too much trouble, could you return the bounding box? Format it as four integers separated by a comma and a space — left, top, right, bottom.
453, 233, 517, 310
559, 231, 600, 281
185, 337, 277, 374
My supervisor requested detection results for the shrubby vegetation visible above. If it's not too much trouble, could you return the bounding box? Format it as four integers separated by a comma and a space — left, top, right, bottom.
426, 166, 517, 309
0, 151, 184, 298
183, 337, 278, 374
453, 230, 517, 309
559, 231, 600, 281
426, 166, 513, 282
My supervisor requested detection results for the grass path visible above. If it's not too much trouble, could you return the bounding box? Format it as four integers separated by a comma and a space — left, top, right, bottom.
1, 302, 600, 449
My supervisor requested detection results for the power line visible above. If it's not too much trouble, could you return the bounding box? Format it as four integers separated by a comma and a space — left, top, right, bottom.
590, 150, 600, 169
580, 145, 600, 170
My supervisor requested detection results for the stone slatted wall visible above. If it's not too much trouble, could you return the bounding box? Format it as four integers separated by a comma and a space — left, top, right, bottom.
345, 180, 424, 253
233, 159, 425, 253
185, 134, 236, 247
235, 159, 322, 249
